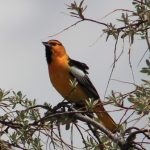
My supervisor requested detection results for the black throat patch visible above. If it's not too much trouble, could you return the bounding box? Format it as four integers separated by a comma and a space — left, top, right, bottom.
45, 47, 52, 64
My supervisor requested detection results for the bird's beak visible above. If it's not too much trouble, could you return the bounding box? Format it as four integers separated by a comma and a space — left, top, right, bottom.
42, 42, 51, 47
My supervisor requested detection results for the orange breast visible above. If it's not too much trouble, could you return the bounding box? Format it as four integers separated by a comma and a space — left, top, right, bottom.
48, 57, 88, 103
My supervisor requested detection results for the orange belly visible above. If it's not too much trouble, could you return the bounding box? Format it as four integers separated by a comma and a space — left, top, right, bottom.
49, 58, 88, 103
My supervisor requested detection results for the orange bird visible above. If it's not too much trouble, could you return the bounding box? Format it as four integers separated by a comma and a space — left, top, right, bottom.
42, 40, 117, 133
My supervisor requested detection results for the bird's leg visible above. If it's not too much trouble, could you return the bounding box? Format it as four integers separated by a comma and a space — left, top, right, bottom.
52, 101, 71, 112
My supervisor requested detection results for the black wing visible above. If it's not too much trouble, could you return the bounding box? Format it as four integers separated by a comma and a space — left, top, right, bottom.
69, 59, 89, 74
69, 58, 99, 100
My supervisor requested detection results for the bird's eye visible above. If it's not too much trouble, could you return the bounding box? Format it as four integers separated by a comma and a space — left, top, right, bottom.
51, 43, 57, 46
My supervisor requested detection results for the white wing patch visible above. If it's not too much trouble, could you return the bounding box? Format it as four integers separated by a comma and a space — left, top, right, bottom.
70, 66, 86, 78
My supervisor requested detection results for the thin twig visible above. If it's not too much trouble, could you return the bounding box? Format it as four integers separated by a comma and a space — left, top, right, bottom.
87, 123, 104, 150
49, 20, 83, 37
145, 30, 150, 50
57, 124, 64, 150
104, 34, 119, 97
128, 46, 135, 83
70, 123, 74, 150
138, 48, 149, 66
100, 9, 135, 20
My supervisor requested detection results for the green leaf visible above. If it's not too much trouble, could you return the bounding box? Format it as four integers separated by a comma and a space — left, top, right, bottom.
146, 59, 150, 67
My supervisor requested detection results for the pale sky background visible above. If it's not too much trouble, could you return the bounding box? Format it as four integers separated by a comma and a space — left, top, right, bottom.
0, 0, 149, 149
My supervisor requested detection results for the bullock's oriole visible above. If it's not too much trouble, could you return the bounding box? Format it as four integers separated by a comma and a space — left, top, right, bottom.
42, 40, 117, 133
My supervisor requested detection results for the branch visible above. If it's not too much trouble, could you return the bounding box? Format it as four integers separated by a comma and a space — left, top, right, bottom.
122, 127, 150, 150
0, 120, 22, 129
69, 108, 124, 148
126, 128, 150, 142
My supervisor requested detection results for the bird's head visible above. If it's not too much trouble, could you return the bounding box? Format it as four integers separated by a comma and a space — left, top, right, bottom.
42, 40, 67, 64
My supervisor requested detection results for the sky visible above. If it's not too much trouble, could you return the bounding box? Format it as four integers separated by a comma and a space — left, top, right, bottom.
0, 0, 149, 148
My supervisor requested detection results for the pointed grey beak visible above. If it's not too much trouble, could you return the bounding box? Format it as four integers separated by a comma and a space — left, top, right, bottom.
42, 42, 51, 47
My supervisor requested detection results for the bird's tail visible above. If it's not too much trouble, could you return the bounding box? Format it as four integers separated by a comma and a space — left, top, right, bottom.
94, 101, 118, 133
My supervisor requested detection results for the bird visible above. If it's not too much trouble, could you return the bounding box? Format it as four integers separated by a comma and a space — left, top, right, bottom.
42, 40, 117, 133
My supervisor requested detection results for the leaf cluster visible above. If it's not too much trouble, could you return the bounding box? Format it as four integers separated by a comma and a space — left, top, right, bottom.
103, 0, 150, 43
67, 0, 87, 19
